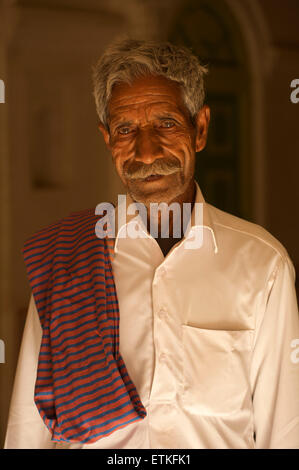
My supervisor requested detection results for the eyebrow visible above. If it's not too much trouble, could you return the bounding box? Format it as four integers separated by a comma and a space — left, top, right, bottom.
110, 114, 181, 127
108, 107, 186, 131
115, 120, 134, 127
109, 119, 135, 132
154, 114, 181, 122
151, 105, 188, 120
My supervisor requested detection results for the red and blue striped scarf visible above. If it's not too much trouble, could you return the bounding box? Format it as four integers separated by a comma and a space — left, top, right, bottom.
23, 208, 146, 444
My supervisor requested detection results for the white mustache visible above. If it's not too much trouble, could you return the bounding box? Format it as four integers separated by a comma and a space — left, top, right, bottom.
125, 159, 181, 180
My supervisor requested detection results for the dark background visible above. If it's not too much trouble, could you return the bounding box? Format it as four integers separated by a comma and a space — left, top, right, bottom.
0, 0, 299, 447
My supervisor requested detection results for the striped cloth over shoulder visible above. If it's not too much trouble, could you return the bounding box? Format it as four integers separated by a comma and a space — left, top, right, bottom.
23, 208, 146, 444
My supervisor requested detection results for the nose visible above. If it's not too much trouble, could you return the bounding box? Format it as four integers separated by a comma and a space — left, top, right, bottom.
134, 126, 163, 164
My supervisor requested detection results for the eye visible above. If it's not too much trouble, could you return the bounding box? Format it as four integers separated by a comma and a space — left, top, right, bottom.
159, 119, 176, 129
117, 126, 132, 135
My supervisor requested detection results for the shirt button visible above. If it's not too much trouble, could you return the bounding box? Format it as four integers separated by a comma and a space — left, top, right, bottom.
158, 308, 168, 319
159, 353, 167, 363
159, 266, 166, 276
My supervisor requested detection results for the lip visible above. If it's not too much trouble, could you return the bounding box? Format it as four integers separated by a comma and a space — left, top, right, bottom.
142, 174, 164, 182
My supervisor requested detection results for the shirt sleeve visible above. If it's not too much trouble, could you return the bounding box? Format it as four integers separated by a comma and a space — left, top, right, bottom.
4, 295, 56, 449
250, 254, 299, 448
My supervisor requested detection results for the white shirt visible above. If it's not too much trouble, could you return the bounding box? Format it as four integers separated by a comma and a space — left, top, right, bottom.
5, 182, 299, 448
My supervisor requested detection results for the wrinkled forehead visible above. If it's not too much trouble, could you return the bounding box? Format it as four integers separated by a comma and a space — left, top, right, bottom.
107, 74, 189, 121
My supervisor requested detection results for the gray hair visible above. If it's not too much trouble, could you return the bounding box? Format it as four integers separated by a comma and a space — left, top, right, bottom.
92, 38, 208, 129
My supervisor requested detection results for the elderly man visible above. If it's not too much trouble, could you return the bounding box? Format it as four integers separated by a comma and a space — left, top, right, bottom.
5, 39, 299, 449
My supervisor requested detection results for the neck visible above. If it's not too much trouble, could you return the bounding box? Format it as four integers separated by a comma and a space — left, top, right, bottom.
147, 180, 195, 236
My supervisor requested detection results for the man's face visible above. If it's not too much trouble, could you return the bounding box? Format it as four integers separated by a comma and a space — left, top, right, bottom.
99, 75, 210, 206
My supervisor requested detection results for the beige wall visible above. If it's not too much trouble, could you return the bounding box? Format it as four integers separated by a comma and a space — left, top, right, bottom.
0, 0, 298, 447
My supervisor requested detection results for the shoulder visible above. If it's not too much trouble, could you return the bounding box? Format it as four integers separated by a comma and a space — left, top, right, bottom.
23, 208, 103, 257
208, 204, 291, 263
24, 208, 98, 243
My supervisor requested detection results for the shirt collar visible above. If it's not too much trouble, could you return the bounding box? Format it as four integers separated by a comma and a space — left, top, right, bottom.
110, 180, 218, 254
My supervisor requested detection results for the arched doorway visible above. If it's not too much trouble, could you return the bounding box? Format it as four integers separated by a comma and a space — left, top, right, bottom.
169, 0, 252, 220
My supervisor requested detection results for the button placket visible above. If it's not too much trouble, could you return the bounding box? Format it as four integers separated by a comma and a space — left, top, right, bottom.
150, 265, 176, 400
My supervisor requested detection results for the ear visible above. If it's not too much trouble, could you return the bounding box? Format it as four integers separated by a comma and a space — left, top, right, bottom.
98, 122, 111, 149
194, 105, 210, 153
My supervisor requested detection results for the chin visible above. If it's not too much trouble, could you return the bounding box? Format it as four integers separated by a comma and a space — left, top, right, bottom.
128, 186, 183, 207
126, 173, 186, 206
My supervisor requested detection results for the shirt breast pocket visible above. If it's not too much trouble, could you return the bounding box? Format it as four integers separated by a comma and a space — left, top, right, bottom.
181, 325, 253, 416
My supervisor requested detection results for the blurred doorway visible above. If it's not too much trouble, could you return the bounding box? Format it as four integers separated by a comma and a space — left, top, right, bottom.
169, 0, 252, 220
